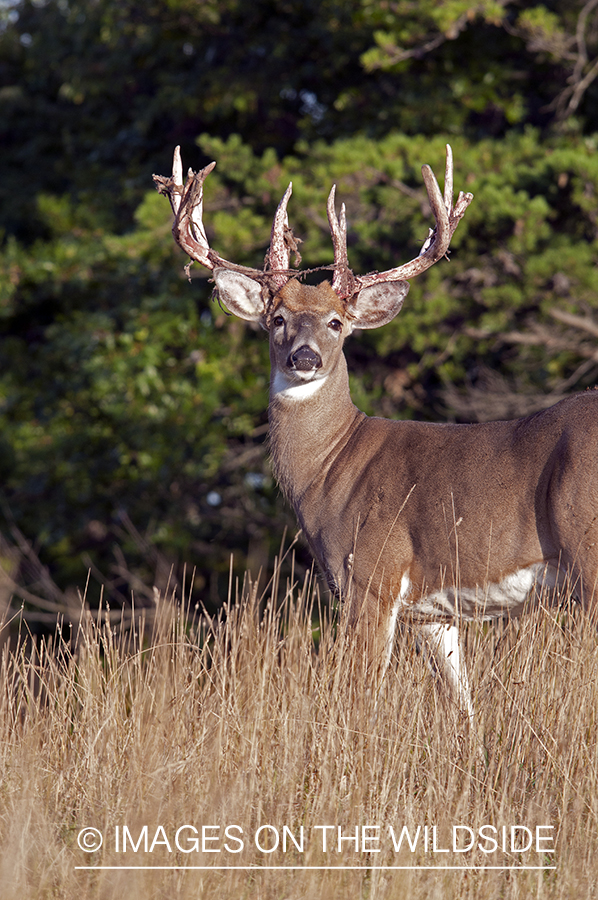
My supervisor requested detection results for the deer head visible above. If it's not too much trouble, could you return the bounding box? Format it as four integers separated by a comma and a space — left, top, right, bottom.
153, 145, 473, 341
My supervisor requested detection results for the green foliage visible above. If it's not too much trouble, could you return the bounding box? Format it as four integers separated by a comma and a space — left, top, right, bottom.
2, 0, 598, 609
3, 127, 598, 605
359, 1, 598, 133
3, 0, 598, 246
0, 173, 279, 601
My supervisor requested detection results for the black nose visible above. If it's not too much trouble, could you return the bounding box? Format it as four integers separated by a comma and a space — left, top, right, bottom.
289, 345, 322, 371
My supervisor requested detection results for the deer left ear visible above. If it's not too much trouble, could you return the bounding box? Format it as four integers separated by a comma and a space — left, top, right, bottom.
347, 281, 410, 330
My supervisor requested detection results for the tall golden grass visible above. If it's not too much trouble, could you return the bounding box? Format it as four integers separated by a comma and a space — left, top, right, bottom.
0, 549, 597, 899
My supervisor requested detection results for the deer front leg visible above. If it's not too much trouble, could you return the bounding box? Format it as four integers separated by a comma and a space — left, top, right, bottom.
418, 622, 473, 719
346, 578, 408, 696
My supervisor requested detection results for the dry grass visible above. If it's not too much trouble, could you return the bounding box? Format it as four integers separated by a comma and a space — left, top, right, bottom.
1, 551, 597, 900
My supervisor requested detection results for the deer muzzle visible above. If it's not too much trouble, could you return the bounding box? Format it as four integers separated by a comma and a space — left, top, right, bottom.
289, 345, 322, 372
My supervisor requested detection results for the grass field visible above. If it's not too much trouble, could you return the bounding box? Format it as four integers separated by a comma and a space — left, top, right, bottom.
1, 550, 597, 899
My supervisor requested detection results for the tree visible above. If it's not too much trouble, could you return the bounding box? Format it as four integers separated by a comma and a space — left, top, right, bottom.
361, 1, 598, 131
1, 0, 598, 615
4, 0, 598, 244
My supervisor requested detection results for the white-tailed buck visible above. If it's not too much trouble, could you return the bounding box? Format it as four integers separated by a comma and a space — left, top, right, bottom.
155, 146, 598, 716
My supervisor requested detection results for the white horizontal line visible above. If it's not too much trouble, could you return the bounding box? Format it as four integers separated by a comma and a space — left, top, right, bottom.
75, 865, 556, 871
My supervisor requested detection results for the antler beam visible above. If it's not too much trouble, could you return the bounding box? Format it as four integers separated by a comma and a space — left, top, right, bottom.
326, 144, 473, 299
153, 146, 295, 286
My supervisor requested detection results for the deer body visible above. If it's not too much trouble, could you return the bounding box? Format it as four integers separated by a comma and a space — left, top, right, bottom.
271, 358, 598, 622
262, 278, 598, 698
155, 145, 598, 714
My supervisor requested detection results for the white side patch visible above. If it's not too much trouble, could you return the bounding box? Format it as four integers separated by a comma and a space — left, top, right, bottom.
411, 563, 560, 620
271, 371, 328, 400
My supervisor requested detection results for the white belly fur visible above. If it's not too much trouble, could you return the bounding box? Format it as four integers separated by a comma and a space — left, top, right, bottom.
403, 562, 564, 621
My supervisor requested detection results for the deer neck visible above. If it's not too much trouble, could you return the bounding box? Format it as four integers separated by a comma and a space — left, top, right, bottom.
268, 351, 361, 506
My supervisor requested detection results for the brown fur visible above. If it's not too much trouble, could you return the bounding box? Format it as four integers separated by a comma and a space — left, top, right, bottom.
214, 269, 598, 705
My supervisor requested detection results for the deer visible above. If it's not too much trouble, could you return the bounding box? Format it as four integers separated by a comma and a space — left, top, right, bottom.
154, 146, 598, 717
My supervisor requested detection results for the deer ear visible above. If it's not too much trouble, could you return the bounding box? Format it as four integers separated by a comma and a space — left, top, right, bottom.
213, 269, 266, 323
347, 281, 410, 330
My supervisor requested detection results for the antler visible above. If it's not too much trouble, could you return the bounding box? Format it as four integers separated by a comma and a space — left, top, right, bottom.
155, 144, 472, 302
153, 146, 296, 288
327, 144, 473, 300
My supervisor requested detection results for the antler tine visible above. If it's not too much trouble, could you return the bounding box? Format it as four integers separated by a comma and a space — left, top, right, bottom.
171, 145, 184, 214
153, 147, 216, 269
356, 144, 473, 291
154, 147, 300, 288
327, 185, 354, 299
443, 142, 453, 215
421, 162, 450, 259
189, 165, 214, 248
174, 159, 217, 268
267, 182, 293, 290
327, 186, 347, 264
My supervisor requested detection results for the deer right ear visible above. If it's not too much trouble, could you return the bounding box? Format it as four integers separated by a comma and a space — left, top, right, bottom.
213, 269, 266, 324
348, 280, 410, 330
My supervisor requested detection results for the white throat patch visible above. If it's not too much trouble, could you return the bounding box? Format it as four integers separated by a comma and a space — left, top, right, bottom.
271, 371, 328, 400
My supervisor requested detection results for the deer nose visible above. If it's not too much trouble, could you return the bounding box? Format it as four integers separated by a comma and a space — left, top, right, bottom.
289, 345, 322, 371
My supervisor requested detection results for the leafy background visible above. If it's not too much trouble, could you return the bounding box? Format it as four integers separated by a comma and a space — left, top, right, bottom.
2, 0, 598, 615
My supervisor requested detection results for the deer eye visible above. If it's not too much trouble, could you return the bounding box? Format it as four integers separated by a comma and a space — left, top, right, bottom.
328, 318, 343, 332
272, 315, 284, 328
